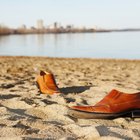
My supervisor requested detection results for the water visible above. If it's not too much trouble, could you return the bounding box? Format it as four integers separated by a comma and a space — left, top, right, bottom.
0, 32, 140, 59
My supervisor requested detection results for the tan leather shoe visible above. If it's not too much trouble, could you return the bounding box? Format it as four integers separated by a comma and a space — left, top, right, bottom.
36, 70, 60, 95
69, 89, 140, 119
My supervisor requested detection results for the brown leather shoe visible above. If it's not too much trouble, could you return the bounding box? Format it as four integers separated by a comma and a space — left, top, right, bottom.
68, 89, 140, 119
36, 70, 60, 95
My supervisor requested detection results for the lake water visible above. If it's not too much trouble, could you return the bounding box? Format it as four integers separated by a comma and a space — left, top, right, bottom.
0, 32, 140, 59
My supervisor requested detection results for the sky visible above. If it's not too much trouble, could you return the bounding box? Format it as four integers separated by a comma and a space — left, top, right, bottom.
0, 0, 140, 29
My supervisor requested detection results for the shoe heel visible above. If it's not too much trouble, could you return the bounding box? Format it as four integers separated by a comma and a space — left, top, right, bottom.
132, 110, 140, 118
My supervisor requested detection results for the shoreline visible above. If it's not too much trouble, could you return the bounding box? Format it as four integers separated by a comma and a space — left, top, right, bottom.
0, 55, 140, 61
0, 28, 140, 36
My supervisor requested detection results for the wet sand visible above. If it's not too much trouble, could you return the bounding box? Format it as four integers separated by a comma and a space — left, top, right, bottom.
0, 56, 140, 140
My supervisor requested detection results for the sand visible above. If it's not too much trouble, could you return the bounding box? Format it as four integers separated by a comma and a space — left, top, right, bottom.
0, 56, 140, 140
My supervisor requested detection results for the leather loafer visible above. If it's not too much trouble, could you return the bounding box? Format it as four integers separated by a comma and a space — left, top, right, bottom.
36, 70, 60, 95
68, 89, 140, 119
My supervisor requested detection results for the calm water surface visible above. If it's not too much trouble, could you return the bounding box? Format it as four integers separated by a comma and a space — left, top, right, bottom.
0, 32, 140, 59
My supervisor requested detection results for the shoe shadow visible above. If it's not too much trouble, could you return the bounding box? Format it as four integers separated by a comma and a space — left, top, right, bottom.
59, 86, 91, 95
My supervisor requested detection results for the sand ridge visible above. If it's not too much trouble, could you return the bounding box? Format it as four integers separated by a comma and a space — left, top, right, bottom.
0, 56, 140, 139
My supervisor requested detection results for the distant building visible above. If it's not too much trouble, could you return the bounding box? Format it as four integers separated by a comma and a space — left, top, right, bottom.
66, 25, 72, 30
66, 25, 73, 31
54, 22, 58, 29
21, 24, 26, 29
31, 26, 36, 30
37, 20, 44, 29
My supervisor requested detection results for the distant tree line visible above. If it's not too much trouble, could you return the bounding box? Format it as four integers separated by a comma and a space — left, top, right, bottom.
0, 26, 13, 35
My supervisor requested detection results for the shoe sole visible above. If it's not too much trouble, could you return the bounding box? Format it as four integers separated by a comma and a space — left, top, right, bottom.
68, 109, 140, 119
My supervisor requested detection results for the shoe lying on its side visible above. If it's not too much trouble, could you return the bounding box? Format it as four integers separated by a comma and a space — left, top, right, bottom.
36, 70, 60, 95
68, 89, 140, 119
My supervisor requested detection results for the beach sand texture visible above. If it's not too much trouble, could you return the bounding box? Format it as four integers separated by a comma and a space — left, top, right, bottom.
0, 56, 140, 140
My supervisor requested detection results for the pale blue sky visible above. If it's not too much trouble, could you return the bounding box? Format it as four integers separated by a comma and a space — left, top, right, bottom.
0, 0, 140, 29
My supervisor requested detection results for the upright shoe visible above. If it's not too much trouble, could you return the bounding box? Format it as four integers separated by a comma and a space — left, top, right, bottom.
68, 89, 140, 119
36, 70, 60, 95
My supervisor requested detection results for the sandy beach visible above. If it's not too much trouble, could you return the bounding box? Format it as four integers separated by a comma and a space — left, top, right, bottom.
0, 56, 140, 140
